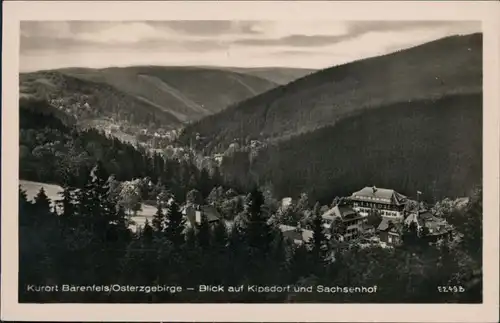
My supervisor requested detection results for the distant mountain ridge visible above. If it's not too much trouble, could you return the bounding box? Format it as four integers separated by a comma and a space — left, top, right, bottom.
211, 67, 315, 85
179, 33, 482, 152
19, 65, 281, 130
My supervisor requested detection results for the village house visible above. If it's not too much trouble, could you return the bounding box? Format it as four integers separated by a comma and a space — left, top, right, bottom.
279, 224, 314, 245
361, 222, 376, 236
403, 207, 454, 242
321, 202, 365, 242
213, 153, 224, 164
349, 186, 408, 220
182, 204, 222, 228
377, 218, 404, 246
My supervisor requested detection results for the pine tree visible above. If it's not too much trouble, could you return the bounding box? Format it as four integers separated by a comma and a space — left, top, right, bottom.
19, 186, 29, 205
152, 201, 164, 233
57, 186, 75, 218
80, 161, 115, 239
243, 188, 273, 256
19, 186, 33, 226
142, 219, 153, 243
113, 204, 129, 234
34, 187, 51, 216
184, 226, 197, 248
269, 228, 288, 277
165, 199, 185, 247
212, 219, 228, 248
196, 213, 211, 250
309, 207, 328, 269
199, 168, 212, 198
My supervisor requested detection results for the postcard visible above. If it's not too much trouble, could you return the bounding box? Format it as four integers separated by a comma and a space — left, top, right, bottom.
2, 1, 499, 322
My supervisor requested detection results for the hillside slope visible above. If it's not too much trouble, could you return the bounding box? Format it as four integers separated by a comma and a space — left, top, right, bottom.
219, 67, 315, 85
21, 66, 279, 125
179, 33, 482, 152
244, 94, 482, 203
20, 71, 182, 132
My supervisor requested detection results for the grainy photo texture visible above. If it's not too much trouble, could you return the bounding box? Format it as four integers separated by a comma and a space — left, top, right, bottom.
18, 20, 483, 303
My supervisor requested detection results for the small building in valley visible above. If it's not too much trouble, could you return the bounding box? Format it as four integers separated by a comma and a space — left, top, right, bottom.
183, 205, 221, 228
279, 224, 314, 245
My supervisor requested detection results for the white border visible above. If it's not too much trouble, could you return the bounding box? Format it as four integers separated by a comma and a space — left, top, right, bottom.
2, 1, 499, 322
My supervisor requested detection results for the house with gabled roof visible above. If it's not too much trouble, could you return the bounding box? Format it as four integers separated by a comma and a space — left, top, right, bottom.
350, 186, 408, 220
403, 208, 453, 242
321, 202, 365, 242
279, 224, 314, 245
377, 218, 404, 246
182, 204, 221, 228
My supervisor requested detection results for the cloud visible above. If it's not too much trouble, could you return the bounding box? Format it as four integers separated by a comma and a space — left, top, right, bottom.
19, 20, 481, 71
231, 20, 480, 47
153, 21, 262, 36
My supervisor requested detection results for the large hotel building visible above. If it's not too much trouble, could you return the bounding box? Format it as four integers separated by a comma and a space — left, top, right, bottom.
349, 186, 408, 219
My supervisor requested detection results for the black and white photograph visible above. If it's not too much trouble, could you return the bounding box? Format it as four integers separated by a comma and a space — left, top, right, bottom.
2, 1, 500, 322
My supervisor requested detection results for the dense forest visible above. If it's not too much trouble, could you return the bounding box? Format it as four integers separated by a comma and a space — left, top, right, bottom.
19, 170, 482, 303
216, 94, 482, 204
18, 98, 482, 303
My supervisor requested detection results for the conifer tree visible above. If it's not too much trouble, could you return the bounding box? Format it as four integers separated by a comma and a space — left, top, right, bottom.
212, 219, 228, 249
34, 187, 51, 216
19, 186, 29, 204
199, 168, 212, 198
309, 206, 328, 269
57, 186, 75, 218
112, 204, 130, 240
165, 199, 185, 247
19, 186, 32, 226
243, 188, 273, 256
152, 201, 164, 233
269, 228, 288, 277
142, 219, 153, 244
196, 213, 211, 250
80, 161, 115, 239
184, 226, 197, 249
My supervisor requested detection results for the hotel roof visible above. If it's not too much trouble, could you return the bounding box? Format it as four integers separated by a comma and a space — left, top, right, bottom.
322, 204, 362, 222
351, 186, 407, 205
377, 218, 403, 232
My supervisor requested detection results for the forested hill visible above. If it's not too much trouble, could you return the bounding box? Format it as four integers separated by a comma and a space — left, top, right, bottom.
20, 71, 183, 131
240, 93, 482, 204
178, 33, 482, 153
19, 98, 224, 201
20, 66, 278, 127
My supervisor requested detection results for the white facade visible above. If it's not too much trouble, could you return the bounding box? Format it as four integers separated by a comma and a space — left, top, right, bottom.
350, 186, 407, 220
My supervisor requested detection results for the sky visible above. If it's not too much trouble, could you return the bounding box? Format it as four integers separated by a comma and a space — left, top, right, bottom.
20, 20, 480, 72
